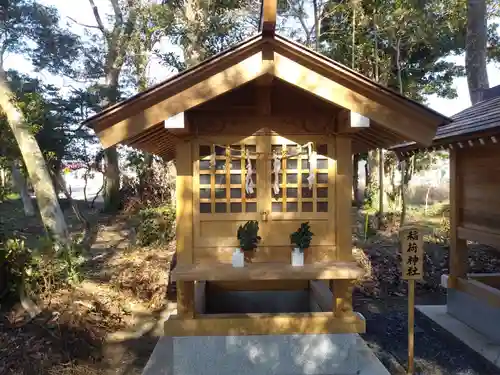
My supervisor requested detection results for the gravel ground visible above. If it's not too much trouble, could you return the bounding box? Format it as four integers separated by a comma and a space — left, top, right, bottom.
354, 293, 500, 375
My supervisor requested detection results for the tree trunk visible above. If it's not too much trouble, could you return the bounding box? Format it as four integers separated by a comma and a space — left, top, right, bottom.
0, 167, 5, 187
313, 0, 320, 51
353, 154, 360, 207
466, 0, 489, 104
102, 71, 121, 213
400, 159, 407, 225
183, 0, 205, 67
378, 148, 384, 228
364, 158, 370, 205
400, 156, 414, 226
11, 161, 35, 216
0, 71, 69, 244
364, 151, 378, 209
104, 147, 121, 212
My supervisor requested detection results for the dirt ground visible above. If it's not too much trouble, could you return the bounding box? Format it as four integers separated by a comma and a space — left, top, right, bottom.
0, 199, 176, 375
352, 208, 500, 375
2, 199, 500, 375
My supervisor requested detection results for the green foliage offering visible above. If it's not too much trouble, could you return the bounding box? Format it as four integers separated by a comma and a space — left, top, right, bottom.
136, 205, 176, 247
290, 222, 314, 251
237, 220, 261, 251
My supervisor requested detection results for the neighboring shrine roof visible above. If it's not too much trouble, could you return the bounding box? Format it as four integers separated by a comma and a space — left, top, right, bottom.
392, 86, 500, 156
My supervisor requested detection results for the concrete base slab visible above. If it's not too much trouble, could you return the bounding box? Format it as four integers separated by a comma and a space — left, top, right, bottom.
142, 332, 389, 375
417, 305, 500, 368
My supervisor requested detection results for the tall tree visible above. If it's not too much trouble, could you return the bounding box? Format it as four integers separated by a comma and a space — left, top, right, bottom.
0, 0, 79, 241
466, 0, 489, 104
0, 71, 73, 217
159, 0, 256, 69
0, 72, 69, 244
76, 0, 140, 212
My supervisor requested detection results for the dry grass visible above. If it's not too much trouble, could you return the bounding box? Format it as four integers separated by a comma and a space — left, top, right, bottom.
48, 364, 101, 375
107, 242, 175, 311
1, 204, 175, 375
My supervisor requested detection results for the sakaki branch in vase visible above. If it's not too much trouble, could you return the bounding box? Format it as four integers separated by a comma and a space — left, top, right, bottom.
290, 222, 314, 267
233, 220, 261, 267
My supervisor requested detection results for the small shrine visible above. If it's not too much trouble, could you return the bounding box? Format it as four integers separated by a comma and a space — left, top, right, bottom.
83, 1, 448, 373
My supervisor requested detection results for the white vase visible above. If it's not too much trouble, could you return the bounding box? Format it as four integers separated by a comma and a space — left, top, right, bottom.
292, 248, 304, 266
232, 248, 244, 267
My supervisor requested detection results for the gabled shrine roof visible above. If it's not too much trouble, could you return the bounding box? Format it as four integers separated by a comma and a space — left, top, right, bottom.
83, 33, 451, 160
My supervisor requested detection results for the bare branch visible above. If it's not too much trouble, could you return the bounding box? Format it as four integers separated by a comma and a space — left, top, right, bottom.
286, 0, 312, 46
88, 0, 108, 37
115, 7, 139, 68
110, 0, 124, 26
67, 16, 102, 31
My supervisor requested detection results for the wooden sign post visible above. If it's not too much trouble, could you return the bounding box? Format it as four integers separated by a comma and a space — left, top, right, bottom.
399, 226, 424, 375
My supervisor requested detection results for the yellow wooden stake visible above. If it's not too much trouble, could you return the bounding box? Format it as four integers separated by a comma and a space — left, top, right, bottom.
408, 278, 415, 375
399, 224, 428, 375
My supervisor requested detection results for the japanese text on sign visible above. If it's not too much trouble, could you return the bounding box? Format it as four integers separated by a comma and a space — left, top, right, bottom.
400, 227, 424, 280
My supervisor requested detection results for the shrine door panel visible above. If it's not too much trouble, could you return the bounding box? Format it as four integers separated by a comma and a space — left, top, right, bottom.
193, 135, 263, 248
262, 135, 336, 248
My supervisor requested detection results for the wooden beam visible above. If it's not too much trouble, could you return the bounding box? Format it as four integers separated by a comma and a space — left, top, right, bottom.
448, 149, 468, 289
457, 226, 500, 249
271, 37, 446, 128
177, 281, 195, 318
164, 312, 365, 336
456, 277, 500, 308
468, 273, 500, 289
272, 53, 436, 145
208, 280, 309, 292
256, 82, 272, 115
123, 124, 164, 146
194, 281, 206, 315
176, 138, 194, 318
261, 0, 277, 36
333, 280, 354, 317
310, 280, 333, 311
97, 52, 269, 148
171, 261, 365, 282
335, 136, 353, 261
336, 109, 370, 133
164, 112, 184, 129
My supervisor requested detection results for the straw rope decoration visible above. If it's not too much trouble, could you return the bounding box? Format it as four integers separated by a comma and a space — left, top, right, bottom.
201, 137, 316, 192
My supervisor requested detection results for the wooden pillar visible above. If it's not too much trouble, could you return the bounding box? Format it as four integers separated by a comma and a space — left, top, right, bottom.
176, 138, 195, 318
448, 148, 468, 289
335, 135, 353, 261
333, 279, 354, 317
333, 136, 354, 316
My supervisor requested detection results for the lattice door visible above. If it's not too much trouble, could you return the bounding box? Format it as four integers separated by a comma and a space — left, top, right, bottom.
193, 134, 336, 250
263, 135, 335, 247
193, 135, 263, 248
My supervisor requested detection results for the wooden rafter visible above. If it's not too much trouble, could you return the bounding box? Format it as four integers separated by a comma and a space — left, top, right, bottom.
272, 52, 436, 145
97, 51, 271, 148
395, 133, 500, 160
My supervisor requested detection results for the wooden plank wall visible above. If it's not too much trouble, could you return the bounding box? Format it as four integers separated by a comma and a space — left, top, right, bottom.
459, 144, 500, 245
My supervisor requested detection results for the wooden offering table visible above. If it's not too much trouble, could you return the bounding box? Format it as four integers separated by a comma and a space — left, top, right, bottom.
166, 261, 366, 337
172, 261, 364, 282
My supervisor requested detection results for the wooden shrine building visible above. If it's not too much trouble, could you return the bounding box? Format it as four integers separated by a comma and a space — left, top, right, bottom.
393, 85, 500, 343
83, 0, 449, 341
